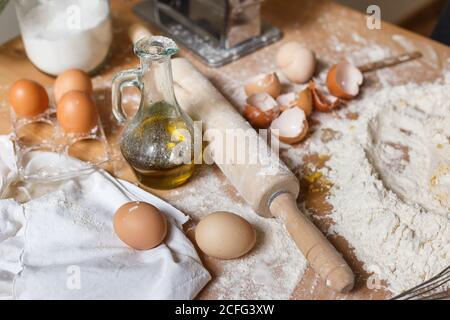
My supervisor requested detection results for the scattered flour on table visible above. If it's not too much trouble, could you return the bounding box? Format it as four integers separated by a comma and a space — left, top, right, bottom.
283, 78, 450, 294
167, 167, 307, 299
201, 33, 450, 295
80, 38, 450, 297
92, 65, 308, 300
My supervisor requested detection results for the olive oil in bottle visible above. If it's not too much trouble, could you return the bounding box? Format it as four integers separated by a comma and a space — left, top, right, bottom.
112, 36, 196, 189
120, 103, 195, 189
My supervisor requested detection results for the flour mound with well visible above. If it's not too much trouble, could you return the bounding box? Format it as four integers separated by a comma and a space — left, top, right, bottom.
288, 77, 450, 294
199, 62, 450, 296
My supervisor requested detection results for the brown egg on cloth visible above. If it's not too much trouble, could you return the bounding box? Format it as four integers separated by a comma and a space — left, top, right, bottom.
54, 69, 93, 103
57, 91, 98, 134
195, 211, 256, 260
8, 79, 49, 118
114, 201, 168, 250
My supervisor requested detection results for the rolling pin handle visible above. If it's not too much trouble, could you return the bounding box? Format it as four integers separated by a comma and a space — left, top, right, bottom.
269, 192, 355, 293
129, 23, 153, 44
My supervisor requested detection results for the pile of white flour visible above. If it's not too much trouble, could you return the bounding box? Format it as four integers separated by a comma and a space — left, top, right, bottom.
194, 32, 449, 295
162, 72, 450, 297
283, 76, 450, 294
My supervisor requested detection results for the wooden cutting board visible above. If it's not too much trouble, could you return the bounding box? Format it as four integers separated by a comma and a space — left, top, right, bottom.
0, 0, 449, 300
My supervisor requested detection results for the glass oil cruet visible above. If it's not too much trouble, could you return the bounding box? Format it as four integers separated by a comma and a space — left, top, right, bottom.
112, 36, 195, 189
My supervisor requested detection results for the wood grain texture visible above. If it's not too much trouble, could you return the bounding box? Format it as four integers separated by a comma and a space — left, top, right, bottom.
0, 0, 449, 300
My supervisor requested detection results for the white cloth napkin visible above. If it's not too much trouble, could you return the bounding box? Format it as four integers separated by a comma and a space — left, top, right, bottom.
0, 136, 17, 198
0, 136, 210, 299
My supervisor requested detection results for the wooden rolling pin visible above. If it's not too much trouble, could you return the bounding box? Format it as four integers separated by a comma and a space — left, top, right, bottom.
128, 24, 355, 293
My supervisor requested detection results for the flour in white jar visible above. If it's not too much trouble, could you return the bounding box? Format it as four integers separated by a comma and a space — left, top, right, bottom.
20, 0, 112, 75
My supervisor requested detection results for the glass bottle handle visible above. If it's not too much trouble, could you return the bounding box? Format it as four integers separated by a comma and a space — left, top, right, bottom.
112, 68, 142, 124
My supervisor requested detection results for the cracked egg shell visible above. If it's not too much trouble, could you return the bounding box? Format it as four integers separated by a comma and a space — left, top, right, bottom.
276, 42, 316, 84
244, 72, 281, 98
277, 89, 313, 117
270, 107, 309, 144
276, 92, 296, 112
295, 87, 313, 116
243, 92, 280, 129
309, 81, 341, 112
326, 61, 363, 99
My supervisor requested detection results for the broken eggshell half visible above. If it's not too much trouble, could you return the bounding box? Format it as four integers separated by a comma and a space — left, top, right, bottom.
309, 81, 341, 112
243, 92, 280, 129
276, 92, 296, 112
296, 87, 313, 116
276, 89, 313, 116
326, 60, 364, 99
276, 42, 316, 84
270, 107, 308, 144
244, 72, 282, 98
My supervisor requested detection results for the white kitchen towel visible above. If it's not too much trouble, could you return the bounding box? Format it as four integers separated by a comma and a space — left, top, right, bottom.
0, 136, 17, 198
0, 199, 25, 298
0, 136, 211, 299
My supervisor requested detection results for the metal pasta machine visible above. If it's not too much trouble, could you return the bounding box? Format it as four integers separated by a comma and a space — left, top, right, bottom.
133, 0, 282, 67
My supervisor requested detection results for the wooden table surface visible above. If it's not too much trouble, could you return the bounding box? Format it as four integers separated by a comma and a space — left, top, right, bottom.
0, 0, 449, 300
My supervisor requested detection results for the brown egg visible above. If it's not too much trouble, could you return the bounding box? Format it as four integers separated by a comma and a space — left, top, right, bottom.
8, 79, 49, 118
57, 91, 98, 134
195, 211, 256, 260
114, 201, 167, 250
54, 69, 93, 103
